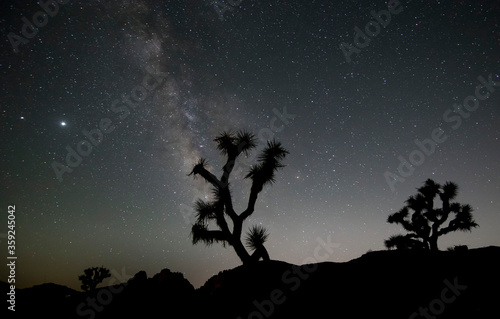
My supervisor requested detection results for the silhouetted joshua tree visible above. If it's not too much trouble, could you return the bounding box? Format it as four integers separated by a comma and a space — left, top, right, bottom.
79, 266, 111, 292
188, 130, 288, 265
385, 179, 478, 251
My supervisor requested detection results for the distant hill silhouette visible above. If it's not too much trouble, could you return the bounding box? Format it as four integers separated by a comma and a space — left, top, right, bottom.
2, 282, 83, 318
3, 246, 499, 318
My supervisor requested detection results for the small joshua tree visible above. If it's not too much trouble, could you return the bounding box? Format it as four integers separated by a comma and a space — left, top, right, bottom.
79, 266, 111, 292
188, 130, 288, 265
385, 179, 478, 251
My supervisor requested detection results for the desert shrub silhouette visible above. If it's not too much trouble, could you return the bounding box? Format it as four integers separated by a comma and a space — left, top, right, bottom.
385, 179, 478, 251
78, 266, 111, 292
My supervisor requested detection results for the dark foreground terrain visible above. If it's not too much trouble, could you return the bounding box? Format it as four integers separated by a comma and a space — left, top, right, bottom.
3, 246, 499, 318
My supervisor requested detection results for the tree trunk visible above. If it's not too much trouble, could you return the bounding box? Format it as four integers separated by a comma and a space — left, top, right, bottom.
422, 238, 430, 250
428, 236, 439, 251
259, 246, 270, 261
231, 238, 251, 264
248, 246, 270, 263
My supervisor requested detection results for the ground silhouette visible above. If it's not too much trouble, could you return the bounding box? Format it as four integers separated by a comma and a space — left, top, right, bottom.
4, 246, 499, 318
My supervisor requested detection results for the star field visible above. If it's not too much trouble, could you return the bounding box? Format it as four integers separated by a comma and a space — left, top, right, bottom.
1, 0, 499, 289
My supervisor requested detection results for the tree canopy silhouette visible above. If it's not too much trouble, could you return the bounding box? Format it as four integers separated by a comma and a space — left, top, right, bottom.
188, 130, 288, 264
385, 179, 478, 251
78, 266, 111, 292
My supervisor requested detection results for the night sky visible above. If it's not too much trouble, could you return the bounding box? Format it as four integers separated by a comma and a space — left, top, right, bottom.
1, 0, 499, 290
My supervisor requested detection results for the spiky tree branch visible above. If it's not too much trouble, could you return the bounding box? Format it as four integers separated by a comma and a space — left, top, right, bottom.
188, 131, 287, 264
384, 234, 427, 250
240, 140, 289, 220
